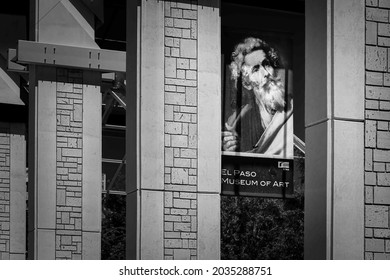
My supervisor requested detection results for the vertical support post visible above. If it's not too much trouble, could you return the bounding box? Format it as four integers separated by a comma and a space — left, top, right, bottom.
0, 122, 26, 260
126, 0, 221, 260
304, 0, 365, 259
28, 0, 101, 259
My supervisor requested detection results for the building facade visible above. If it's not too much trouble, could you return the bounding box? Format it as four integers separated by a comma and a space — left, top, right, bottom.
0, 0, 389, 260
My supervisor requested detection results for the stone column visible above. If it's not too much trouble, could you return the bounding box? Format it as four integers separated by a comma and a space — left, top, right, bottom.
0, 122, 26, 260
28, 0, 101, 259
304, 0, 365, 259
364, 0, 390, 260
126, 0, 220, 260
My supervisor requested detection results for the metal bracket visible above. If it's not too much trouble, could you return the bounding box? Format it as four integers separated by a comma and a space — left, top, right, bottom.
7, 48, 28, 73
16, 40, 126, 72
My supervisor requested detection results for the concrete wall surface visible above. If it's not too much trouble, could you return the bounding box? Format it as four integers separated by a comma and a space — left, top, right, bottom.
305, 0, 365, 259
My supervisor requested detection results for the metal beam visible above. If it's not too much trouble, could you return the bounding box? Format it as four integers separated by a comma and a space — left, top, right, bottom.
17, 40, 126, 72
110, 89, 126, 109
7, 49, 28, 73
107, 155, 126, 193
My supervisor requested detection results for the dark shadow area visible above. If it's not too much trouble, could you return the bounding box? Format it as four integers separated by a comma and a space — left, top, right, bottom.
221, 147, 304, 259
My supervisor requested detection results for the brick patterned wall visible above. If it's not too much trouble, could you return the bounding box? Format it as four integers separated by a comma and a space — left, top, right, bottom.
55, 69, 83, 259
365, 0, 390, 260
0, 125, 10, 260
164, 1, 198, 260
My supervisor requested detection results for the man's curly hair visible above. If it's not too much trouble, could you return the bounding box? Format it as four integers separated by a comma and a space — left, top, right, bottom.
229, 37, 281, 85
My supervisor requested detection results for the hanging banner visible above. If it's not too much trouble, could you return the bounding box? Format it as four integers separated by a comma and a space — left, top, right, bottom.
221, 153, 294, 198
221, 35, 294, 198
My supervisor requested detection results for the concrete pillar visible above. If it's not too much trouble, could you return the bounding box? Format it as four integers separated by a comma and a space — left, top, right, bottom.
0, 122, 26, 260
364, 0, 390, 260
28, 0, 101, 259
126, 0, 221, 260
304, 0, 365, 259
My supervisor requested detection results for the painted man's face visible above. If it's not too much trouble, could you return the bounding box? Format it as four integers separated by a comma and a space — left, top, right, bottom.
240, 49, 286, 129
240, 49, 275, 91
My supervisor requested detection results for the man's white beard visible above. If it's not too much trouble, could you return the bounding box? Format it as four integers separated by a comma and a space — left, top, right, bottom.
254, 79, 285, 129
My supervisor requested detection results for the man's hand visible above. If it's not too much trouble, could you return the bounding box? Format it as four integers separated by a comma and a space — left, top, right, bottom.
222, 130, 239, 151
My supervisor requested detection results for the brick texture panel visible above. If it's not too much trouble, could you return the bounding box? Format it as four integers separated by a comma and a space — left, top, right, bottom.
365, 2, 390, 259
0, 125, 10, 260
55, 69, 83, 260
164, 1, 198, 260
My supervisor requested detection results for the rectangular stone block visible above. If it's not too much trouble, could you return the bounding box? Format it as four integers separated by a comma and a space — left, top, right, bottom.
180, 148, 196, 158
366, 186, 373, 203
165, 17, 173, 27
366, 7, 389, 22
165, 122, 182, 134
62, 148, 82, 157
386, 240, 390, 252
174, 18, 191, 28
165, 148, 174, 167
366, 100, 379, 109
170, 208, 187, 215
374, 187, 390, 204
165, 27, 182, 37
165, 57, 177, 78
174, 158, 191, 168
66, 197, 81, 207
367, 22, 378, 45
374, 162, 386, 171
366, 110, 390, 120
174, 222, 191, 232
374, 149, 390, 161
366, 71, 382, 85
177, 58, 190, 69
379, 0, 390, 8
377, 121, 389, 130
366, 205, 389, 228
366, 46, 387, 71
379, 36, 390, 46
180, 39, 197, 58
174, 249, 190, 260
185, 87, 197, 106
366, 149, 373, 171
177, 69, 185, 79
365, 172, 376, 185
171, 168, 189, 184
165, 92, 186, 105
180, 106, 197, 114
380, 100, 390, 109
164, 239, 182, 248
374, 228, 390, 238
378, 23, 390, 36
171, 8, 183, 18
366, 86, 390, 100
365, 252, 374, 260
378, 172, 390, 185
183, 10, 197, 19
186, 70, 197, 80
173, 199, 191, 209
171, 135, 188, 148
378, 131, 390, 148
366, 228, 374, 237
367, 0, 378, 7
366, 238, 385, 252
191, 20, 197, 39
165, 78, 197, 87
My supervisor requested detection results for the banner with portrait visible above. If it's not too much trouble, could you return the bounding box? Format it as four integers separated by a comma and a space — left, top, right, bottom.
221, 33, 294, 198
